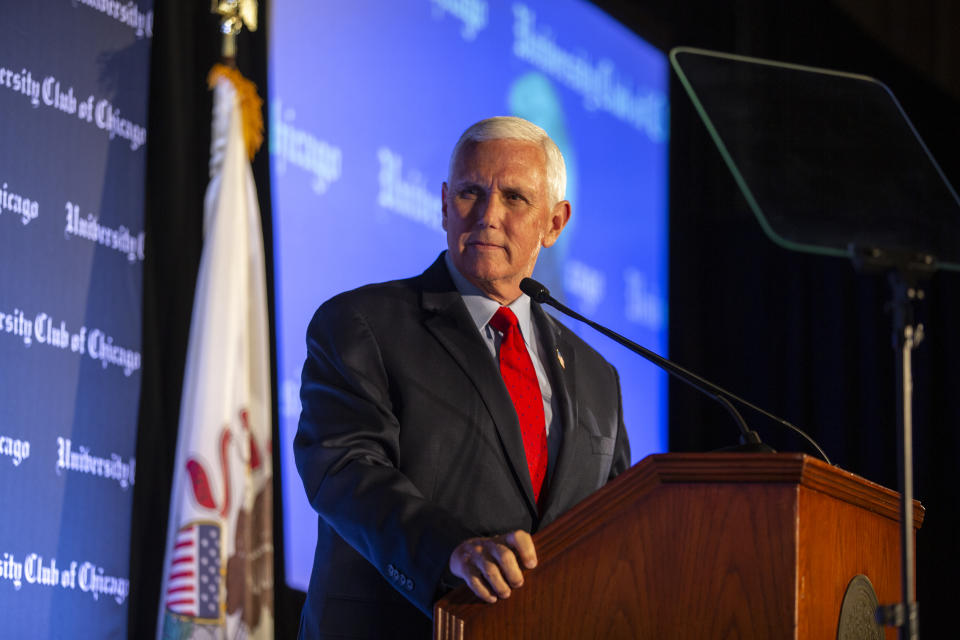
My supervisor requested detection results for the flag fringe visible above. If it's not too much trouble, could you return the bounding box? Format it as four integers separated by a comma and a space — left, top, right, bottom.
208, 63, 264, 160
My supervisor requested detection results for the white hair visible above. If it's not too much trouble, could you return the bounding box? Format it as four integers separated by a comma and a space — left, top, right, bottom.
448, 116, 567, 204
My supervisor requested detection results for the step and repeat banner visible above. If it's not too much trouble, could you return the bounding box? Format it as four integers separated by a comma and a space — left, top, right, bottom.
0, 2, 151, 637
269, 0, 670, 591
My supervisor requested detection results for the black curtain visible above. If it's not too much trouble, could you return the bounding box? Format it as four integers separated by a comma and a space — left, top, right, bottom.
130, 1, 959, 637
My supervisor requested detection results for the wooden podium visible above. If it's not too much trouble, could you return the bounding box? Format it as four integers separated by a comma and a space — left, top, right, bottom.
434, 453, 923, 639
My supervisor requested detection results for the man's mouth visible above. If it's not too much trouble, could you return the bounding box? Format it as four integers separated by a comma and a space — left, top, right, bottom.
466, 240, 502, 250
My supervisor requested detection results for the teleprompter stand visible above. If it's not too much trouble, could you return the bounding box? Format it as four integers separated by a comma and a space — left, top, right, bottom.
851, 247, 937, 638
671, 47, 960, 639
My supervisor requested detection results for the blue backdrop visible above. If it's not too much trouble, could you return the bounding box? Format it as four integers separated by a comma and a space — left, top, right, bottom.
268, 0, 669, 591
0, 2, 152, 638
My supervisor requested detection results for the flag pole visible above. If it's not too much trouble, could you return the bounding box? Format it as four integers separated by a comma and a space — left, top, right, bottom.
211, 0, 259, 62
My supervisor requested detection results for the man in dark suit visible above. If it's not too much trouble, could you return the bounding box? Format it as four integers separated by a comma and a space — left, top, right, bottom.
294, 117, 630, 638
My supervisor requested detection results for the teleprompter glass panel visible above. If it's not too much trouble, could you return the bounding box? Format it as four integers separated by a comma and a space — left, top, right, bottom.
671, 47, 960, 270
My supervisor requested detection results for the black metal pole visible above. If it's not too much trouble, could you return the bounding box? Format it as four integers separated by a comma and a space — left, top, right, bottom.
888, 272, 921, 640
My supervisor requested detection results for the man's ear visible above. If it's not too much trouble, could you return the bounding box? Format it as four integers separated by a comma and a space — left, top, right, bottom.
441, 182, 449, 231
542, 200, 571, 248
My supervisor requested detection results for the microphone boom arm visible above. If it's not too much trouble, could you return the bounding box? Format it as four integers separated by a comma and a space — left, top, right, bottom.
521, 278, 831, 464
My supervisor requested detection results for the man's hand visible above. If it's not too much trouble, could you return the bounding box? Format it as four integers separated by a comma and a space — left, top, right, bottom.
448, 530, 538, 603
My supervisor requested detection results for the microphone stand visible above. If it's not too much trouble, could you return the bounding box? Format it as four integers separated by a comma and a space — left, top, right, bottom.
520, 278, 830, 463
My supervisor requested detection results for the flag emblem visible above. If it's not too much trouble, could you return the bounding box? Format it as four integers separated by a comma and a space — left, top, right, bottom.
165, 521, 223, 622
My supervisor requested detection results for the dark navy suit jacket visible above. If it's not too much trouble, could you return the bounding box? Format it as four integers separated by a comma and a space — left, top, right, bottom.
294, 253, 630, 639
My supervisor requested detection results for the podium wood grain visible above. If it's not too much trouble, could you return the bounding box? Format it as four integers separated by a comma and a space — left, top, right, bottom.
434, 453, 923, 640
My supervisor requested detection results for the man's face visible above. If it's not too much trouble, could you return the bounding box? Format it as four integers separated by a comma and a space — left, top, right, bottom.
442, 138, 570, 303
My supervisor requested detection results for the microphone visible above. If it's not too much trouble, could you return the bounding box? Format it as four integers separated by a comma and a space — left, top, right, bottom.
520, 277, 831, 463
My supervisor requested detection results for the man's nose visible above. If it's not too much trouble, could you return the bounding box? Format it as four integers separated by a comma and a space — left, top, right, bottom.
474, 194, 504, 228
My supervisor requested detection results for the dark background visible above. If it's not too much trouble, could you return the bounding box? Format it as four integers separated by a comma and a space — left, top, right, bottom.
129, 1, 959, 637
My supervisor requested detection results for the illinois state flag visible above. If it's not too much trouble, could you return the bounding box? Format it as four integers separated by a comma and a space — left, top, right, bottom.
158, 66, 273, 640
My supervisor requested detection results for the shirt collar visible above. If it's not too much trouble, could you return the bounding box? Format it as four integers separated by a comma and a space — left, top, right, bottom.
444, 251, 535, 339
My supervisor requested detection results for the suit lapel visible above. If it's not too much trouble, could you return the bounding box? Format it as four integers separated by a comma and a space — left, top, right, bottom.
418, 257, 539, 515
532, 305, 579, 524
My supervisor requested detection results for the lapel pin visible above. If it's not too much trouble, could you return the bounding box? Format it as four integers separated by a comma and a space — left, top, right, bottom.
556, 348, 565, 369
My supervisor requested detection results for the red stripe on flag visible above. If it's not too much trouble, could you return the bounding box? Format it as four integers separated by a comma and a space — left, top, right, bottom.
169, 570, 194, 580
167, 585, 196, 594
166, 598, 194, 607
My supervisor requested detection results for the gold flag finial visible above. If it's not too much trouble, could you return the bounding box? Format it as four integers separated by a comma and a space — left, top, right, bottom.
212, 0, 258, 60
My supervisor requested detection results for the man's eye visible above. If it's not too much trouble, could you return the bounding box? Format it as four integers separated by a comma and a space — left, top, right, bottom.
505, 192, 527, 203
459, 188, 480, 199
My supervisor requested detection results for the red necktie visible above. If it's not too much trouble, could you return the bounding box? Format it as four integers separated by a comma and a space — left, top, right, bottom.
489, 306, 548, 503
